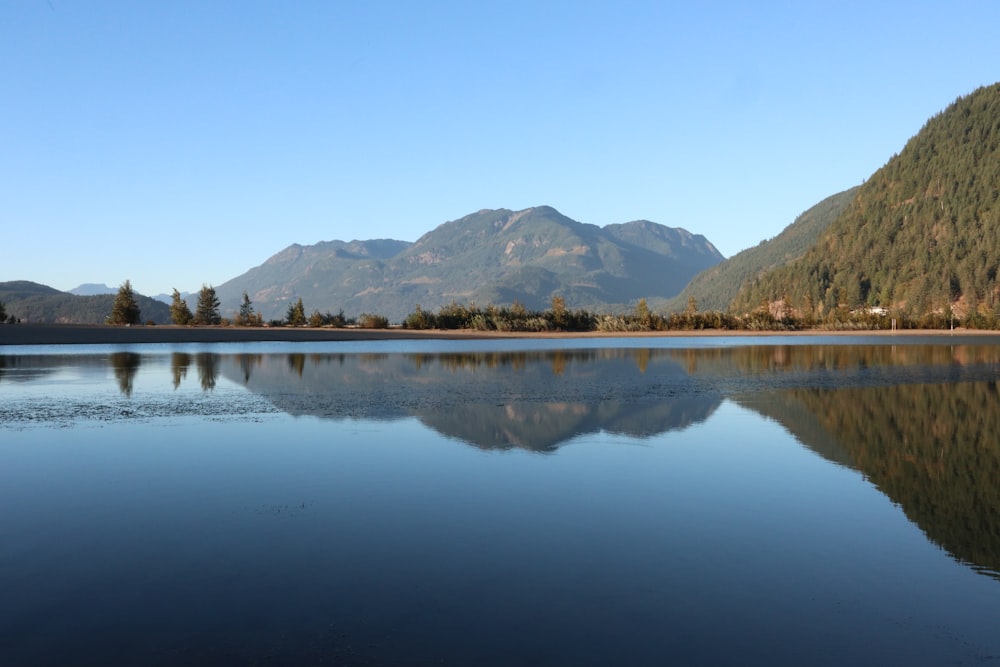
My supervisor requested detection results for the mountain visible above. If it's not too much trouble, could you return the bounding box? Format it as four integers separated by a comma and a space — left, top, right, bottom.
0, 281, 171, 324
215, 206, 723, 322
665, 187, 859, 313
732, 82, 1000, 319
68, 283, 117, 296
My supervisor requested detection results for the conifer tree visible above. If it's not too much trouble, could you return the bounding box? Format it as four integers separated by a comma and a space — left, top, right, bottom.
635, 298, 652, 327
170, 289, 193, 325
109, 280, 141, 325
286, 297, 306, 326
237, 291, 256, 326
194, 285, 221, 325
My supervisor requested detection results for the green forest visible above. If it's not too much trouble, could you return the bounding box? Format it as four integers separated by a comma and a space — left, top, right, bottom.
733, 83, 1000, 322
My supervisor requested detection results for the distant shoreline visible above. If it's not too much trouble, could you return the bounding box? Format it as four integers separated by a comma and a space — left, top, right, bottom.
3, 323, 1000, 346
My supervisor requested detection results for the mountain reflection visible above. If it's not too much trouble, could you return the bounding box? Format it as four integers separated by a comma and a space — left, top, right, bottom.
217, 348, 724, 451
7, 342, 1000, 579
193, 344, 1000, 453
208, 343, 1000, 577
743, 381, 1000, 580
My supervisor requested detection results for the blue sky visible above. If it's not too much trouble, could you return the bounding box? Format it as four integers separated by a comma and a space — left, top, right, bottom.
3, 1, 999, 297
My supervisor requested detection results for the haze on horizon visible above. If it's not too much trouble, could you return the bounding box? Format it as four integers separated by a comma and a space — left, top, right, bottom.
3, 1, 999, 297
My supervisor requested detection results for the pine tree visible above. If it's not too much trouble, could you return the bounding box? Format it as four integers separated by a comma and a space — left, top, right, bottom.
237, 291, 256, 326
170, 289, 193, 325
635, 298, 652, 327
194, 285, 221, 325
109, 280, 141, 325
286, 297, 306, 326
0, 300, 6, 323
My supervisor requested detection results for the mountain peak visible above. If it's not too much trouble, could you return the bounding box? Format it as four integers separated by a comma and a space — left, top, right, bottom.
68, 283, 117, 296
215, 207, 724, 321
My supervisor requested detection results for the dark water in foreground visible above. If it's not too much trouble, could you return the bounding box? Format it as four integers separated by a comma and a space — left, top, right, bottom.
2, 338, 1000, 666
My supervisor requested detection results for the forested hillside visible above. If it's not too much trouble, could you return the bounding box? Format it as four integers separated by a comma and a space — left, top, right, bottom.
0, 281, 171, 324
666, 187, 858, 313
733, 83, 1000, 320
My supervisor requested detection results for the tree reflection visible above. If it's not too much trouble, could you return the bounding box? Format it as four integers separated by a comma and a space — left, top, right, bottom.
237, 354, 261, 383
110, 352, 141, 397
171, 352, 192, 389
196, 353, 219, 391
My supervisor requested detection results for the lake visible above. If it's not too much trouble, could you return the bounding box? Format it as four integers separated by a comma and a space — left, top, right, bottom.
2, 336, 1000, 666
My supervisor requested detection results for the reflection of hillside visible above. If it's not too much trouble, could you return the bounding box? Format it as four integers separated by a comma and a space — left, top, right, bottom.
734, 392, 854, 469
215, 344, 1000, 453
746, 382, 1000, 579
218, 349, 723, 451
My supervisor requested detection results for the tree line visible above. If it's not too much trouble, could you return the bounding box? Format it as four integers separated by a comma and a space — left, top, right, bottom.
101, 280, 999, 332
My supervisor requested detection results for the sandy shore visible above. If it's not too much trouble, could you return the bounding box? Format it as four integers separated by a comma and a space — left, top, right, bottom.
2, 323, 999, 346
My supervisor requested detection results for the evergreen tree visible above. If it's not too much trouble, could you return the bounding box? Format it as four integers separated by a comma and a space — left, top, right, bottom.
169, 289, 193, 325
0, 300, 6, 323
286, 297, 306, 326
194, 285, 221, 325
237, 291, 256, 326
109, 280, 141, 325
635, 297, 652, 327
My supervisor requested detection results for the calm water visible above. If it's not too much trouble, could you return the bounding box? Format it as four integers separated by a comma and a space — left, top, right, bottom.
2, 337, 1000, 666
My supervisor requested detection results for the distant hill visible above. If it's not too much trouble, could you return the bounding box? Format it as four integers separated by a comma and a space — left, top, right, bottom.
733, 82, 1000, 319
0, 281, 171, 324
215, 206, 723, 322
68, 283, 117, 296
665, 187, 859, 313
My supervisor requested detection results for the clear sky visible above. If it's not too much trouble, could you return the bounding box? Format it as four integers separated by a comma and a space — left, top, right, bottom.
3, 1, 999, 297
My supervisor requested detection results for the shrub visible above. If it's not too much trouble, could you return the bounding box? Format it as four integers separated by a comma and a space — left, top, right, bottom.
357, 313, 389, 329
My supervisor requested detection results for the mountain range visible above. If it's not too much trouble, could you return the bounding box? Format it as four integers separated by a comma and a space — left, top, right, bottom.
213, 206, 723, 322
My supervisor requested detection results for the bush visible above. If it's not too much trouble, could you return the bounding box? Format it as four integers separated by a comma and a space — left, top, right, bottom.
357, 313, 389, 329
404, 305, 436, 329
308, 310, 325, 328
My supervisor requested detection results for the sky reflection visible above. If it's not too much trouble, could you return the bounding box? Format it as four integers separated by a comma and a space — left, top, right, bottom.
2, 342, 1000, 665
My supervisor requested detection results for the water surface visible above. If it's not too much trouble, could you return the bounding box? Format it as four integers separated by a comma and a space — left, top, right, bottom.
2, 339, 1000, 665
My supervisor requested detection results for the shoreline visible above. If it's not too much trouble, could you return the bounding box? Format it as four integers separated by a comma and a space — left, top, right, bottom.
3, 323, 1000, 346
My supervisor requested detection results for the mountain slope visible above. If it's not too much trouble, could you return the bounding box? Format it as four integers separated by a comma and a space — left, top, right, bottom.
733, 82, 1000, 318
665, 187, 859, 313
215, 206, 723, 321
0, 281, 171, 324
